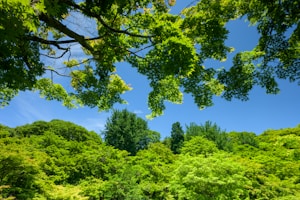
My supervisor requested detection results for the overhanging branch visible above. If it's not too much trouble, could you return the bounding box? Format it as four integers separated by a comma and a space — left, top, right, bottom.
39, 13, 94, 53
29, 35, 105, 50
44, 67, 71, 78
62, 0, 154, 39
40, 48, 69, 59
97, 15, 153, 39
29, 35, 70, 50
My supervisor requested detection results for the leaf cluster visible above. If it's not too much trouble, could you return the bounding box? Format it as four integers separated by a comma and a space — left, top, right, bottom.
1, 0, 299, 116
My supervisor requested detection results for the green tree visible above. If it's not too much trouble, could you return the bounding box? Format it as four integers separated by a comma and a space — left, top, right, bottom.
170, 122, 184, 154
228, 131, 258, 148
0, 124, 11, 138
180, 136, 218, 157
186, 121, 232, 151
137, 130, 161, 151
12, 120, 102, 143
103, 109, 160, 155
186, 121, 221, 141
230, 126, 300, 199
0, 120, 130, 199
97, 143, 175, 199
170, 153, 250, 199
162, 136, 172, 149
13, 120, 50, 137
0, 153, 40, 199
47, 119, 102, 142
1, 0, 299, 116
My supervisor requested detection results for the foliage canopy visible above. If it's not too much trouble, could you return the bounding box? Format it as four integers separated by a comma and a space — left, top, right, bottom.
1, 0, 299, 116
103, 109, 160, 155
0, 120, 300, 199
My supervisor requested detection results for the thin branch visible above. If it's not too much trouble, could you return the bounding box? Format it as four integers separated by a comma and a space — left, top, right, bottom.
132, 44, 155, 54
40, 48, 70, 59
30, 35, 74, 45
39, 13, 94, 53
126, 49, 145, 59
66, 58, 93, 68
97, 15, 153, 39
29, 36, 69, 50
29, 35, 105, 49
44, 67, 71, 78
179, 0, 198, 15
63, 0, 155, 39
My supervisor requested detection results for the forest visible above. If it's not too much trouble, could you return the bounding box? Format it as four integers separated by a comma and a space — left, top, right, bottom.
1, 0, 300, 199
1, 109, 300, 199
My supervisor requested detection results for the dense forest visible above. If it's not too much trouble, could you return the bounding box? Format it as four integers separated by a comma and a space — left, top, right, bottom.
1, 110, 299, 199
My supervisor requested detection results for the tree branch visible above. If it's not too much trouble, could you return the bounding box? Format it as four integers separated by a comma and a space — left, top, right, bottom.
29, 35, 70, 50
29, 35, 105, 49
97, 15, 153, 39
40, 48, 70, 59
132, 44, 155, 54
63, 0, 154, 39
39, 13, 94, 53
44, 67, 71, 78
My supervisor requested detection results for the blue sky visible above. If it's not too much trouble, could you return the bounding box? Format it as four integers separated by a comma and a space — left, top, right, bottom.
1, 1, 300, 138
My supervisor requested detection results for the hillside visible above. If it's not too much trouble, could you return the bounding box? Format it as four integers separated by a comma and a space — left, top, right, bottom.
0, 120, 299, 199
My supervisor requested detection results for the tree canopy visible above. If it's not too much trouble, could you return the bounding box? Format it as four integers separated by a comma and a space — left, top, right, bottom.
1, 0, 299, 117
170, 122, 184, 154
1, 120, 300, 199
103, 109, 160, 155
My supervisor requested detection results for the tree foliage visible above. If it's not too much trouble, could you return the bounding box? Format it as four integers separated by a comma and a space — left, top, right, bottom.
103, 109, 160, 155
185, 121, 233, 151
170, 153, 251, 199
170, 122, 184, 154
0, 153, 40, 199
0, 120, 300, 199
228, 131, 259, 148
0, 0, 299, 116
180, 136, 219, 157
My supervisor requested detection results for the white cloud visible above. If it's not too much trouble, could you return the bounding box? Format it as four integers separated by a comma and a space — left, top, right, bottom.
77, 116, 108, 133
133, 109, 143, 114
13, 92, 53, 124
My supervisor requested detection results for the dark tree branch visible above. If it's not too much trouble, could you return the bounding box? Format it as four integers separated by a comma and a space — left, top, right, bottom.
29, 35, 105, 49
65, 58, 93, 68
132, 44, 155, 54
40, 48, 70, 59
29, 35, 70, 50
39, 13, 94, 53
126, 49, 145, 59
44, 67, 71, 78
97, 16, 153, 39
62, 0, 154, 39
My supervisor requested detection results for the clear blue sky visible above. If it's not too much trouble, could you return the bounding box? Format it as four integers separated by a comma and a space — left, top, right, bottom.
1, 1, 299, 138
